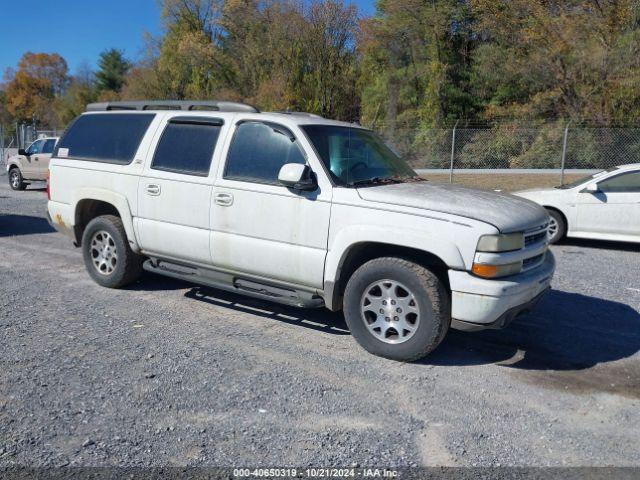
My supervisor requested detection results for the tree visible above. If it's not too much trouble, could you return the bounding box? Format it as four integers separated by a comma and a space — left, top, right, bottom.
358, 0, 478, 132
95, 49, 131, 93
55, 63, 98, 125
471, 0, 640, 124
4, 52, 69, 125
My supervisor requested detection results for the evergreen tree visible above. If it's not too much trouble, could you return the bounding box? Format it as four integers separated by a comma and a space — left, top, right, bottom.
95, 49, 130, 93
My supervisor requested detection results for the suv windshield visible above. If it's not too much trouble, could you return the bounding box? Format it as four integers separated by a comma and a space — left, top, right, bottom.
302, 125, 419, 186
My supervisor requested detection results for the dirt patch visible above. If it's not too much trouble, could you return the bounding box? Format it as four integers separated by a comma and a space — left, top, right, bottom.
511, 361, 640, 399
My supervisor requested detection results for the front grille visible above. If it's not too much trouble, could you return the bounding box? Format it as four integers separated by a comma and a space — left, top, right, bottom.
525, 231, 547, 247
523, 253, 545, 270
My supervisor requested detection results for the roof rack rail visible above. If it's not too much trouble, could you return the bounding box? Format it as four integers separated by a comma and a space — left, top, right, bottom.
270, 111, 324, 119
86, 100, 260, 113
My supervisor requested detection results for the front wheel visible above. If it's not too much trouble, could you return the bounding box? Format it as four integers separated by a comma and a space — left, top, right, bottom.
9, 168, 26, 190
81, 215, 143, 288
343, 257, 450, 362
546, 209, 566, 244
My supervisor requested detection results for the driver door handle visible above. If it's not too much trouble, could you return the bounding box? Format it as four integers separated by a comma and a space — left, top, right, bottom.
215, 192, 234, 206
146, 184, 161, 196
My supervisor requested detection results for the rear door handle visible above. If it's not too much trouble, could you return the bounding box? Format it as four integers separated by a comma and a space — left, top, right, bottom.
215, 192, 234, 206
146, 184, 161, 196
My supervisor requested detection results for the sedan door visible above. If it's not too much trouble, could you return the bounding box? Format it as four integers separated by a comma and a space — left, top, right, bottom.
136, 116, 225, 265
575, 170, 640, 238
211, 120, 331, 289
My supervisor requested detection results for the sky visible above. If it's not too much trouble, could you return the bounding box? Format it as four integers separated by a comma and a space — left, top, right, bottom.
0, 0, 376, 77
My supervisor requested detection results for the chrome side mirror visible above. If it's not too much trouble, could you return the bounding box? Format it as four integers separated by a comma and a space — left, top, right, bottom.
278, 163, 317, 191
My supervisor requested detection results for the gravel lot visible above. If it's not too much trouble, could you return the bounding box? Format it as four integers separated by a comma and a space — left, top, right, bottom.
1, 175, 639, 468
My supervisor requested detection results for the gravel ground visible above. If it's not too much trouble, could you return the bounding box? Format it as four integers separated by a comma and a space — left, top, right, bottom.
0, 175, 639, 468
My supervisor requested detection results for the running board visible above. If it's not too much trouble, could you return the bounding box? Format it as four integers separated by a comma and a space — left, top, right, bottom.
143, 258, 324, 308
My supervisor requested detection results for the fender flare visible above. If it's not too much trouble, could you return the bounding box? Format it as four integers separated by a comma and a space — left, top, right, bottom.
71, 188, 140, 251
323, 225, 465, 310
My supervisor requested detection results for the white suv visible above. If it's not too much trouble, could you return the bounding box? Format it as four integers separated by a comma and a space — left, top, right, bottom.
47, 101, 555, 361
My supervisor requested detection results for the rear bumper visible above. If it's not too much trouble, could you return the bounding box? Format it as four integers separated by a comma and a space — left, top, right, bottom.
448, 251, 555, 331
47, 201, 75, 239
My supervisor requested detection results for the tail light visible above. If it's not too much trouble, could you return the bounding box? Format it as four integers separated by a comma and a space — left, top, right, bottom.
46, 170, 50, 200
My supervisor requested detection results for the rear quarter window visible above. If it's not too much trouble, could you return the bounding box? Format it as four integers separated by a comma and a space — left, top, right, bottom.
54, 113, 155, 164
151, 118, 222, 176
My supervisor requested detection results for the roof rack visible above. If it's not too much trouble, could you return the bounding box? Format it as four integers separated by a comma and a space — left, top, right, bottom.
86, 100, 260, 113
270, 111, 324, 119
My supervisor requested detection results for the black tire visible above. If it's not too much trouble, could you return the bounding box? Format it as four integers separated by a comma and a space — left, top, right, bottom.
81, 215, 143, 288
546, 209, 566, 244
9, 168, 26, 191
343, 257, 450, 362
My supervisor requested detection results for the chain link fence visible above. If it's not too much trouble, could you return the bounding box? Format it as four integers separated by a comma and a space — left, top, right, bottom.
375, 123, 640, 190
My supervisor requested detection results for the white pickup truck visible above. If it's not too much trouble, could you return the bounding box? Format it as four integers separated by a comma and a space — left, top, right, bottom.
47, 101, 554, 361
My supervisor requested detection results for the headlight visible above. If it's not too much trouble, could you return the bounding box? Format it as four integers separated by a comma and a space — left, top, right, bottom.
472, 261, 522, 279
476, 233, 524, 252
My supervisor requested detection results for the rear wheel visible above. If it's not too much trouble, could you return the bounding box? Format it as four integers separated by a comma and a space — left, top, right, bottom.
9, 168, 26, 190
81, 215, 143, 288
546, 209, 566, 244
343, 257, 450, 362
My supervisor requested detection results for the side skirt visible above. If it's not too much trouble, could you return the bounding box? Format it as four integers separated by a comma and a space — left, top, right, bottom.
143, 257, 325, 309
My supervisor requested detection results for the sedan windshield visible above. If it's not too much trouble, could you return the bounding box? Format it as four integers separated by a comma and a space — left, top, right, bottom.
301, 125, 420, 186
556, 167, 617, 189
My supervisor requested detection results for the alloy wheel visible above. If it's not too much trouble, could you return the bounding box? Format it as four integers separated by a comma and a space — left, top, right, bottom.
360, 279, 420, 344
90, 230, 118, 275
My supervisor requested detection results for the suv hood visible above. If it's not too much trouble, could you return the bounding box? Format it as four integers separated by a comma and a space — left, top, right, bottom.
357, 182, 549, 233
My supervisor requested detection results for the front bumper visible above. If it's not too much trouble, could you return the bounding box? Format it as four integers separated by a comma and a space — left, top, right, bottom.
448, 251, 555, 331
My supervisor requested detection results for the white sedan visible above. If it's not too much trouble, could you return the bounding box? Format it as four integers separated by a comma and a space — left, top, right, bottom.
515, 164, 640, 244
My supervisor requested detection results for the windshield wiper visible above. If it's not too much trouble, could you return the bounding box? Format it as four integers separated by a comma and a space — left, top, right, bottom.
349, 174, 425, 187
349, 176, 404, 187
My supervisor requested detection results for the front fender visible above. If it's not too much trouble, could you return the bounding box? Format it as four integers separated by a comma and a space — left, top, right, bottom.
322, 225, 466, 310
71, 188, 140, 251
6, 158, 22, 171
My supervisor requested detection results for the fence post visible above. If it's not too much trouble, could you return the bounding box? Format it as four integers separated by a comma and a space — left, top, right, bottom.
560, 121, 571, 185
449, 120, 459, 183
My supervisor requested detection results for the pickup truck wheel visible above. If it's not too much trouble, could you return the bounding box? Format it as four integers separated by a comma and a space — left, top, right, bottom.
343, 257, 450, 362
81, 215, 143, 288
9, 168, 26, 191
546, 209, 566, 244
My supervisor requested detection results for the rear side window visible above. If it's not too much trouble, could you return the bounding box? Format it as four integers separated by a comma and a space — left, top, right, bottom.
55, 113, 155, 164
151, 118, 222, 176
42, 139, 56, 154
224, 121, 306, 184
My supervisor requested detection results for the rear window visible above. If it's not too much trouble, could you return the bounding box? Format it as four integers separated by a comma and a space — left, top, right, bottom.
151, 118, 222, 176
54, 113, 155, 164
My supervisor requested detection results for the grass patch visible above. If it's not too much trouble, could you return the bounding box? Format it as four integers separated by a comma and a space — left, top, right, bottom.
421, 173, 587, 192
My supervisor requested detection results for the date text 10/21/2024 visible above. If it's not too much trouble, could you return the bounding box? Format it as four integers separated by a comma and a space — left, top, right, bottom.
233, 468, 399, 478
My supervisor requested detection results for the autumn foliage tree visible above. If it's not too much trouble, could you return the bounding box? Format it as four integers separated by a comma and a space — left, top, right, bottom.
4, 52, 69, 126
2, 0, 640, 132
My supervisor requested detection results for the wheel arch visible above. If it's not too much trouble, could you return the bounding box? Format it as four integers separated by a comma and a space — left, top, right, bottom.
324, 242, 452, 311
543, 205, 569, 232
71, 190, 139, 251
